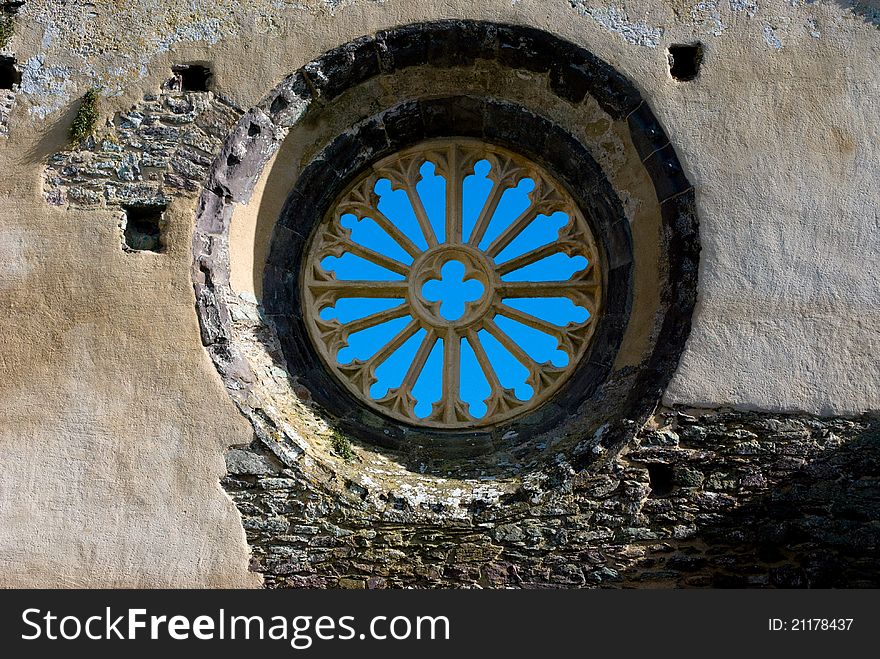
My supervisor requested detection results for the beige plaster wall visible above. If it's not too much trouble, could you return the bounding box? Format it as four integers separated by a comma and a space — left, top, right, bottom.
0, 0, 878, 586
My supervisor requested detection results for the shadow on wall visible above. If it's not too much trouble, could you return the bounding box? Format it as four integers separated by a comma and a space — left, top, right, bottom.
223, 411, 880, 588
836, 0, 880, 27
629, 420, 880, 588
26, 100, 82, 165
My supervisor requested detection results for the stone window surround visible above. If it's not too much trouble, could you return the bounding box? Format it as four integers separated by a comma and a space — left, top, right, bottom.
266, 99, 632, 453
192, 19, 699, 467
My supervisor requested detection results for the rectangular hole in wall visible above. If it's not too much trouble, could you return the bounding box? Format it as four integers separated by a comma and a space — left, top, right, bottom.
646, 462, 675, 497
171, 64, 212, 92
0, 56, 21, 89
667, 43, 703, 82
122, 203, 167, 253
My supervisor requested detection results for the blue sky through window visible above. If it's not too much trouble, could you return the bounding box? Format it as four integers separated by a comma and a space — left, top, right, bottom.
422, 260, 485, 321
317, 155, 590, 420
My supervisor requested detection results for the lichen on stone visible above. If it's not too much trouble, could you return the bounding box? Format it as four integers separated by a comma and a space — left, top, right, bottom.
568, 1, 664, 47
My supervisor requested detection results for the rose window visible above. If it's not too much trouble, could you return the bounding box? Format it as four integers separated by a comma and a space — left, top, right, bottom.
302, 139, 604, 429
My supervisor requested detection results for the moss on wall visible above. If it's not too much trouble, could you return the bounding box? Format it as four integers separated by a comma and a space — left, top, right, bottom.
330, 432, 354, 461
69, 89, 100, 144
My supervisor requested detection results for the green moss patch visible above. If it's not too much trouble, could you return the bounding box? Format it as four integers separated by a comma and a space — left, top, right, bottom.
69, 89, 101, 144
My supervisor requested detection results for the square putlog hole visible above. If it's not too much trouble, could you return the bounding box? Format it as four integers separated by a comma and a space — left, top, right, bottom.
171, 64, 212, 92
668, 43, 703, 82
122, 204, 167, 253
0, 56, 21, 89
647, 462, 675, 497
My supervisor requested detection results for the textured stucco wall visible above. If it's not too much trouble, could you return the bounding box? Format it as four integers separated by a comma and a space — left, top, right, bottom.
0, 0, 878, 586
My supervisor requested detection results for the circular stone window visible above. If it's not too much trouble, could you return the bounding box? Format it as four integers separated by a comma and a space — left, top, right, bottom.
196, 20, 699, 465
267, 95, 637, 455
303, 138, 603, 430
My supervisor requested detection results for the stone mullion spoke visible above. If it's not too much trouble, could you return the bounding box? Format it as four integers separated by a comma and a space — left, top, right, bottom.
445, 146, 463, 244
467, 180, 511, 248
314, 305, 410, 358
340, 303, 412, 336
336, 239, 410, 277
309, 280, 409, 300
377, 156, 439, 249
485, 206, 540, 258
370, 319, 421, 369
467, 328, 521, 417
498, 280, 599, 309
483, 317, 541, 377
406, 186, 439, 249
369, 208, 423, 258
375, 328, 436, 420
484, 317, 563, 392
440, 328, 463, 423
399, 329, 437, 396
495, 303, 575, 345
495, 242, 564, 276
339, 319, 421, 397
465, 329, 503, 392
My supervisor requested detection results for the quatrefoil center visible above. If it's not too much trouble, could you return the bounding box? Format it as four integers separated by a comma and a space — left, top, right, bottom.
421, 260, 485, 321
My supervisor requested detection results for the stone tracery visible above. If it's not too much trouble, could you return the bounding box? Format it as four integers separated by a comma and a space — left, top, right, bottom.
304, 139, 602, 428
